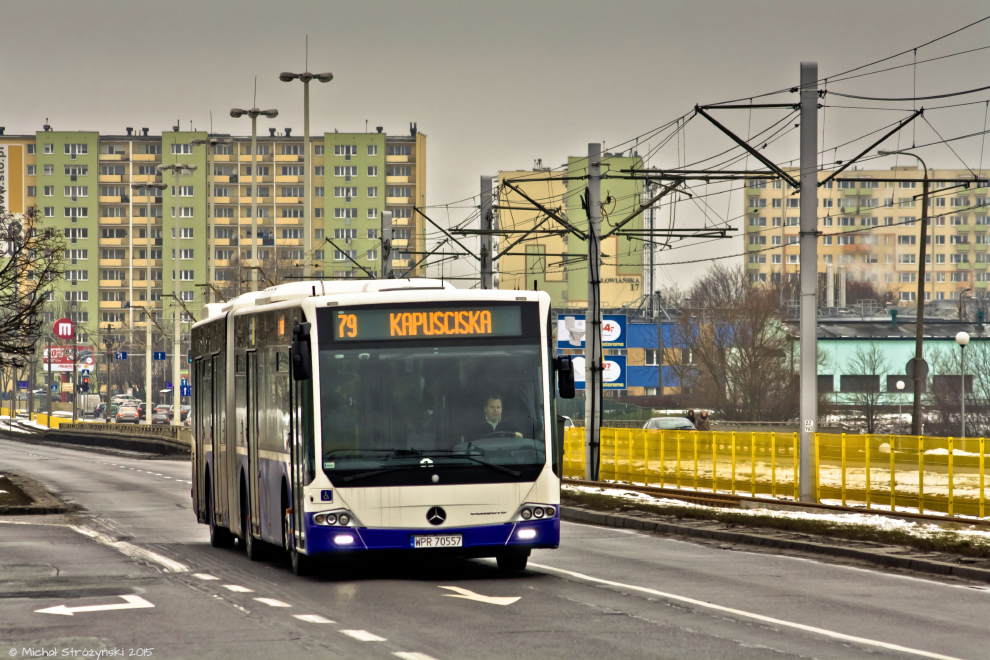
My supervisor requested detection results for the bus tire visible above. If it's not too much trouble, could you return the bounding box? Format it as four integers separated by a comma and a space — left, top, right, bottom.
240, 486, 263, 561
290, 546, 314, 576
207, 475, 234, 548
496, 552, 529, 572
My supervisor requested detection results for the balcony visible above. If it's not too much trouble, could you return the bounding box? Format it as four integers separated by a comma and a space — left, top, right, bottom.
392, 259, 411, 268
276, 238, 302, 246
275, 216, 302, 225
385, 155, 414, 164
977, 280, 988, 289
214, 197, 233, 204
99, 175, 122, 183
99, 153, 125, 161
746, 206, 765, 214
841, 188, 872, 196
955, 243, 971, 252
131, 175, 162, 184
392, 217, 412, 227
385, 176, 413, 184
386, 196, 412, 205
239, 197, 273, 204
99, 279, 124, 287
275, 155, 304, 162
745, 223, 765, 233
275, 175, 303, 183
745, 262, 762, 270
238, 155, 273, 162
130, 195, 163, 205
956, 262, 972, 270
213, 155, 233, 162
100, 259, 125, 267
132, 154, 160, 162
746, 244, 765, 252
100, 238, 125, 246
976, 244, 988, 252
975, 262, 988, 271
99, 300, 125, 309
100, 217, 124, 225
213, 259, 231, 267
392, 238, 409, 249
214, 238, 238, 246
275, 196, 303, 205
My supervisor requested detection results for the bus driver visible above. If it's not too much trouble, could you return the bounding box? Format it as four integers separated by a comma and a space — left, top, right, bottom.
464, 394, 524, 441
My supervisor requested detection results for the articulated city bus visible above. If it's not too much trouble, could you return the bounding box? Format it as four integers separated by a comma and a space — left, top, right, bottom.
190, 279, 575, 575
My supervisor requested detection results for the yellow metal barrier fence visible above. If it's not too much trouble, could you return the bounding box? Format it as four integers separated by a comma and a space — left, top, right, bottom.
564, 428, 988, 518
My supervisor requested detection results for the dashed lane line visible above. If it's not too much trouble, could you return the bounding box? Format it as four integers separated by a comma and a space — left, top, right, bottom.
294, 614, 335, 624
193, 573, 219, 581
254, 597, 291, 608
393, 654, 439, 660
530, 562, 965, 660
223, 585, 254, 593
341, 630, 386, 642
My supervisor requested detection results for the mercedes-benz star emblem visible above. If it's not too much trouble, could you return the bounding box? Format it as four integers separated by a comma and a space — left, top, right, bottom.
426, 506, 446, 526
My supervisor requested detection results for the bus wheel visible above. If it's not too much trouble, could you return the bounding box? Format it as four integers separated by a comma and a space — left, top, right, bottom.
207, 481, 234, 548
290, 545, 314, 577
496, 551, 529, 572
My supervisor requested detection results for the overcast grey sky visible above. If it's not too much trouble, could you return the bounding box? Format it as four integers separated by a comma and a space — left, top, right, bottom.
3, 0, 989, 288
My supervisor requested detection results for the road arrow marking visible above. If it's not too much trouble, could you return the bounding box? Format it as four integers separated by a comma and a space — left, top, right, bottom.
35, 594, 154, 616
438, 586, 520, 606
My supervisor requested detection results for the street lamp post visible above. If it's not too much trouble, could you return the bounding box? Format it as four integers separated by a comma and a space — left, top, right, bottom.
103, 324, 116, 424
879, 150, 930, 435
956, 331, 970, 438
191, 138, 233, 303
895, 380, 905, 435
158, 162, 197, 427
230, 107, 279, 292
132, 182, 167, 425
279, 69, 333, 280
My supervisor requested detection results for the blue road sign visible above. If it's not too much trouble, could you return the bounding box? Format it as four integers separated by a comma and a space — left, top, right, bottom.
181, 378, 188, 387
17, 381, 28, 389
153, 352, 166, 361
165, 382, 172, 389
180, 386, 192, 397
81, 369, 90, 376
114, 351, 127, 360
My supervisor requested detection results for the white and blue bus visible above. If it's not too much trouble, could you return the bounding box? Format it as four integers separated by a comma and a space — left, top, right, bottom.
190, 279, 575, 575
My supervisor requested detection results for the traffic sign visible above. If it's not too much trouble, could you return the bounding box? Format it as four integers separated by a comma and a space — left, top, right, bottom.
53, 318, 75, 340
153, 352, 166, 361
906, 358, 929, 380
180, 386, 192, 397
81, 369, 90, 376
114, 351, 127, 360
181, 378, 188, 387
165, 382, 172, 389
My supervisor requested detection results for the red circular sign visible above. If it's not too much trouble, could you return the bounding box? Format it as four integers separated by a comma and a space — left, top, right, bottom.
53, 318, 75, 340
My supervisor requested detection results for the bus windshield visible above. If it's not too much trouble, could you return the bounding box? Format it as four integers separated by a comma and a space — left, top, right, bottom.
319, 343, 546, 486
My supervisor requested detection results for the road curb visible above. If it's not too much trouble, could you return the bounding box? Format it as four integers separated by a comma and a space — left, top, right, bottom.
560, 505, 990, 585
0, 471, 76, 516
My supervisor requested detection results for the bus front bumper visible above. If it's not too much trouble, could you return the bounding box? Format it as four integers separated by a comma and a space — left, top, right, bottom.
303, 516, 560, 556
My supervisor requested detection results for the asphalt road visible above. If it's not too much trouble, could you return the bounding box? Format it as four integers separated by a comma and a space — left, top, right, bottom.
1, 436, 988, 660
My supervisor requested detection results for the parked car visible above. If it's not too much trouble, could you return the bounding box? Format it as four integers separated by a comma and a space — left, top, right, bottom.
643, 417, 697, 431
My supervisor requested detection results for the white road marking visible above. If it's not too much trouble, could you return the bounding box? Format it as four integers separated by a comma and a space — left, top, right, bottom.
192, 573, 219, 581
254, 597, 291, 607
394, 653, 438, 660
439, 586, 520, 606
35, 594, 154, 616
294, 614, 335, 623
531, 563, 964, 660
223, 585, 254, 593
341, 630, 386, 642
69, 526, 189, 573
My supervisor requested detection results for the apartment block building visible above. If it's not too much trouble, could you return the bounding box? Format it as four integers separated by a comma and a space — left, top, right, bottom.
497, 153, 645, 308
744, 166, 990, 304
0, 123, 426, 348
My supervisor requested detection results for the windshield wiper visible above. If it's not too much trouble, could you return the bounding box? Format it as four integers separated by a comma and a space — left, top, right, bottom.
340, 464, 424, 484
340, 453, 523, 483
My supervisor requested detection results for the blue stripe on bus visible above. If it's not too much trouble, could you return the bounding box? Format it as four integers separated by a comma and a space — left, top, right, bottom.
304, 515, 559, 554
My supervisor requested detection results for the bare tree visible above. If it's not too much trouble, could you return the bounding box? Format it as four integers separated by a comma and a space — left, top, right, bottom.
844, 344, 891, 434
0, 207, 66, 367
669, 265, 798, 421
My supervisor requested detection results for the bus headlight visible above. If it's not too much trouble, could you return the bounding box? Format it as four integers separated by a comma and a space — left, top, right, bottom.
312, 509, 357, 527
512, 503, 557, 522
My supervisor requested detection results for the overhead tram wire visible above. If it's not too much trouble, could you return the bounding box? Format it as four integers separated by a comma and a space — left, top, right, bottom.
828, 83, 990, 103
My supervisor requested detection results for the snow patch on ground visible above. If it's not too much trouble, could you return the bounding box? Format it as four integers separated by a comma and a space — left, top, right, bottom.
563, 484, 990, 544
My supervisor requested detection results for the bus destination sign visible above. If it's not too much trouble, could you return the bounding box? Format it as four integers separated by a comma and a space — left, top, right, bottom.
334, 306, 522, 341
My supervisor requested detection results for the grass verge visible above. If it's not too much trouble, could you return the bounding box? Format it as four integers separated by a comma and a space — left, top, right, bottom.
562, 488, 990, 559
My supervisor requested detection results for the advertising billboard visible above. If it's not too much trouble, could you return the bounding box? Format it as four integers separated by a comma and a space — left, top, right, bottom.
556, 314, 627, 349
42, 346, 96, 372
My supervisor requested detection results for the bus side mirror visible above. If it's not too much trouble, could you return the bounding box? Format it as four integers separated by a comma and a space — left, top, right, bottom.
291, 322, 312, 381
554, 356, 575, 399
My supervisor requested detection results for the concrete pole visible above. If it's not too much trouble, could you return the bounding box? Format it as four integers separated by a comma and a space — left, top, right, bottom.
584, 143, 602, 481
46, 336, 51, 428
381, 210, 394, 279
145, 190, 153, 424
304, 79, 312, 280
826, 264, 835, 308
208, 146, 216, 303
838, 265, 847, 307
173, 166, 182, 428
251, 115, 259, 292
798, 62, 818, 502
480, 176, 493, 289
72, 330, 77, 424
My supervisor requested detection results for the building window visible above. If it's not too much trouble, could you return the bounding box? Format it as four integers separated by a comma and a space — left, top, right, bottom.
368, 145, 378, 156
387, 187, 412, 198
172, 186, 194, 197
387, 145, 411, 156
368, 166, 378, 177
314, 166, 324, 176
171, 207, 194, 218
334, 249, 357, 261
64, 186, 88, 197
367, 187, 378, 198
367, 229, 379, 239
281, 145, 301, 155
44, 207, 54, 217
314, 187, 324, 197
334, 208, 358, 219
367, 208, 378, 219
334, 145, 357, 156
282, 229, 301, 239
334, 166, 358, 177
314, 208, 324, 218
368, 249, 378, 261
282, 186, 305, 197
170, 144, 193, 155
281, 166, 304, 176
333, 187, 358, 198
314, 145, 324, 156
27, 186, 36, 197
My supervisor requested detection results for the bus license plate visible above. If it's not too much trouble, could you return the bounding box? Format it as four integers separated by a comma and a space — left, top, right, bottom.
413, 535, 463, 549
